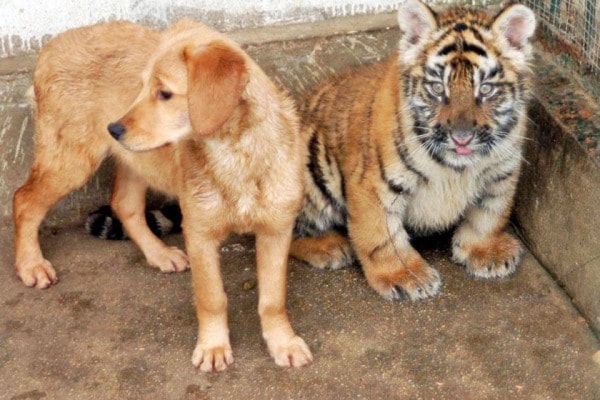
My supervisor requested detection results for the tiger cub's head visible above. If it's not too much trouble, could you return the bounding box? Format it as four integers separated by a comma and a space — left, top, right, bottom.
397, 0, 536, 169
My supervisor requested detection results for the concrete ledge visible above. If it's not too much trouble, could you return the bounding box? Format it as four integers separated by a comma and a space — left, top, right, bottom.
230, 12, 398, 46
0, 12, 399, 74
516, 54, 600, 335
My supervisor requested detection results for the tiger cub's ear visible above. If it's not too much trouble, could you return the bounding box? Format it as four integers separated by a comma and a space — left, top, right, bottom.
397, 0, 438, 65
491, 4, 536, 51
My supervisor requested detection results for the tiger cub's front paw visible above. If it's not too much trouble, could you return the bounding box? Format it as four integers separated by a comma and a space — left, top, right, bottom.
452, 232, 523, 279
364, 254, 442, 301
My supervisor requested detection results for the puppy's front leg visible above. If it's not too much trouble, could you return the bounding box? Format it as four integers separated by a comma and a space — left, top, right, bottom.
187, 237, 233, 372
255, 229, 312, 368
112, 165, 189, 273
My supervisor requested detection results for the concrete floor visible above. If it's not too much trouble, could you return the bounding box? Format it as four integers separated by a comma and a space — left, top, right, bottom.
1, 221, 599, 399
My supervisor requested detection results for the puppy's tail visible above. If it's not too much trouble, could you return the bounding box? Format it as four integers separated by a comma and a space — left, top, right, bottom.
85, 202, 182, 240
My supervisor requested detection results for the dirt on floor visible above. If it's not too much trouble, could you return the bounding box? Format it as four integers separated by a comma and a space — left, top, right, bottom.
0, 221, 598, 400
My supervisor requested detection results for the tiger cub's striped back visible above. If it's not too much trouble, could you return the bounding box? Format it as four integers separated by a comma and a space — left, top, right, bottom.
291, 0, 536, 301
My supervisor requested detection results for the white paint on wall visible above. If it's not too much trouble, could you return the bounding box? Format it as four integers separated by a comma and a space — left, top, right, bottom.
0, 0, 395, 55
0, 0, 495, 56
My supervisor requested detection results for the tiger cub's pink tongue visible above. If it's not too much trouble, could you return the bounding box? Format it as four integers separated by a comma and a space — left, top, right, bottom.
455, 146, 473, 156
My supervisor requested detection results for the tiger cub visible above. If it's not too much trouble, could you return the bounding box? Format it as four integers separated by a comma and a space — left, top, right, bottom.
290, 0, 536, 301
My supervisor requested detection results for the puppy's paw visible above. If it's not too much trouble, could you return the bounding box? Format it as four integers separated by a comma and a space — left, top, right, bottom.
16, 259, 58, 289
452, 232, 523, 279
365, 257, 441, 301
147, 246, 189, 273
266, 335, 313, 368
192, 342, 234, 373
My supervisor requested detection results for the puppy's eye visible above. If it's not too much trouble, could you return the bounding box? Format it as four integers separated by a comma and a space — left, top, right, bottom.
157, 90, 173, 101
479, 83, 494, 97
428, 82, 445, 96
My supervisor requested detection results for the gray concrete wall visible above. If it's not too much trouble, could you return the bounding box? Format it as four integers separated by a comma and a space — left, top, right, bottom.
515, 52, 600, 334
516, 101, 600, 335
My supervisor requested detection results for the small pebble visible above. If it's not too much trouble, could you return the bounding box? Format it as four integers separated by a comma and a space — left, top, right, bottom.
593, 351, 600, 365
222, 243, 245, 253
242, 279, 256, 291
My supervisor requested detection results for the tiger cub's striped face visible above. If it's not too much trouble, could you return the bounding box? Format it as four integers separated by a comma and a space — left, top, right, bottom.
398, 1, 536, 169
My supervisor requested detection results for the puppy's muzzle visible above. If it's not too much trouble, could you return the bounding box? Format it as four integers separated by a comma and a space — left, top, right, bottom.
107, 122, 126, 141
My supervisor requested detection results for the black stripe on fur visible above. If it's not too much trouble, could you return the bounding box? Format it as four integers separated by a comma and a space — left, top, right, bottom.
376, 145, 409, 195
393, 136, 430, 184
463, 43, 487, 57
307, 132, 344, 212
85, 205, 127, 240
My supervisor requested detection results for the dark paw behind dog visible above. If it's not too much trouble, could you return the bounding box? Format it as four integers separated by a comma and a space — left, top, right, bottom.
85, 202, 182, 240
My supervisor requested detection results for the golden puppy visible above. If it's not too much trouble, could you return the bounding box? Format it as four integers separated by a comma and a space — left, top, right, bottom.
13, 19, 312, 371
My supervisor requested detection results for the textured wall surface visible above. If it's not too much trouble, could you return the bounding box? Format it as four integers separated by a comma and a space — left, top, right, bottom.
515, 52, 600, 334
0, 0, 498, 57
0, 0, 397, 56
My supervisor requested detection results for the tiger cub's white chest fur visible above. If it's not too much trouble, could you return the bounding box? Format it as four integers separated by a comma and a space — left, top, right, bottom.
404, 168, 482, 234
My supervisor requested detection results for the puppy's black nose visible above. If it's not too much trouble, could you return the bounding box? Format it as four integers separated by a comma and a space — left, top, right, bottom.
108, 122, 126, 140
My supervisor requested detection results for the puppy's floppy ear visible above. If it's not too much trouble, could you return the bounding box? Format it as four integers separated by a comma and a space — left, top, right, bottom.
184, 40, 249, 136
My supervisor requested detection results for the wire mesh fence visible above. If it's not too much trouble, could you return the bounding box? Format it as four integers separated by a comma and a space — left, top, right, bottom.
520, 0, 599, 75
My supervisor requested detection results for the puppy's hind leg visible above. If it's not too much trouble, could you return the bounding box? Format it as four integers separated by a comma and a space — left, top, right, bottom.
110, 164, 188, 273
13, 131, 107, 288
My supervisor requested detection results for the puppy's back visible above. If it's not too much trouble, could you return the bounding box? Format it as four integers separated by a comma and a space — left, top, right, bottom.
34, 22, 160, 133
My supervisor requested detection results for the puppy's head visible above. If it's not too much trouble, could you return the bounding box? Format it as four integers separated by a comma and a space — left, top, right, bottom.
108, 33, 249, 152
